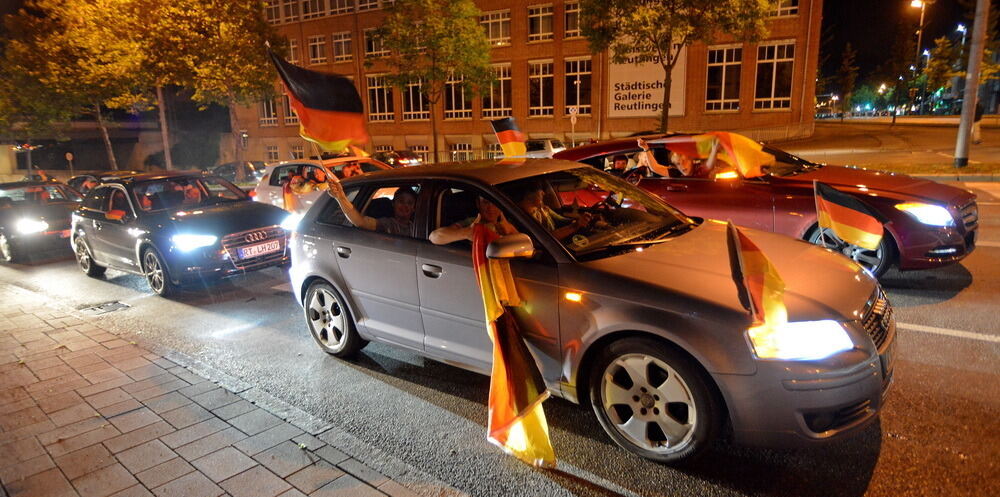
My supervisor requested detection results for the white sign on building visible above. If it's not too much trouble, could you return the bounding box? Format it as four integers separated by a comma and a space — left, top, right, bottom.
608, 45, 687, 118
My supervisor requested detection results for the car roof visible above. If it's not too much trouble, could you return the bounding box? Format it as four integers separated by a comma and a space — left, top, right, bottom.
341, 158, 584, 186
263, 156, 391, 172
0, 180, 66, 189
553, 133, 681, 160
100, 171, 207, 185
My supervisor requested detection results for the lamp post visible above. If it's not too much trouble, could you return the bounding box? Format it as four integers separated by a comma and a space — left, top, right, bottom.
911, 0, 933, 70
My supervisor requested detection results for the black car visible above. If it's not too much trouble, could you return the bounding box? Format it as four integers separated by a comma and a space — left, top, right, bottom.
71, 172, 290, 296
68, 170, 144, 195
208, 161, 266, 185
0, 181, 82, 263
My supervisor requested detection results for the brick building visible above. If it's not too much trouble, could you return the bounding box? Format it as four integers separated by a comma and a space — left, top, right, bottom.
234, 0, 822, 163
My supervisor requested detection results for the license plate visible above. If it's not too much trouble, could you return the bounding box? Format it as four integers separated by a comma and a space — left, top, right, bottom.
238, 239, 281, 259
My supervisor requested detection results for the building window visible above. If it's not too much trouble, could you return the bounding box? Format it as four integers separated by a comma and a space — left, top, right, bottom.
565, 58, 591, 115
302, 0, 326, 19
332, 32, 352, 62
265, 145, 280, 161
444, 75, 472, 120
365, 29, 389, 58
329, 0, 353, 15
282, 0, 299, 23
411, 145, 430, 163
375, 144, 393, 153
307, 35, 327, 65
564, 2, 581, 38
480, 10, 511, 47
403, 80, 430, 120
772, 0, 798, 17
485, 143, 503, 159
366, 75, 394, 121
282, 94, 299, 125
259, 99, 278, 127
529, 60, 554, 116
287, 38, 299, 64
754, 42, 794, 110
264, 0, 281, 24
528, 5, 554, 42
451, 143, 474, 161
706, 46, 742, 111
482, 64, 512, 118
291, 145, 305, 159
357, 0, 378, 11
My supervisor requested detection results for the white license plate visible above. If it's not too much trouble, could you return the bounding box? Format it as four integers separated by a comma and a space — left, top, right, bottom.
238, 239, 281, 259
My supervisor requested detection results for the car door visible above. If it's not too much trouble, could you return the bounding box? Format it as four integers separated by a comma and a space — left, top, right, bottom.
416, 182, 562, 379
263, 164, 300, 208
327, 181, 427, 351
95, 187, 141, 271
639, 175, 775, 231
77, 186, 113, 264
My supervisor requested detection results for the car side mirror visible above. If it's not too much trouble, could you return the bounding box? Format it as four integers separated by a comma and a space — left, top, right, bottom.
486, 233, 535, 259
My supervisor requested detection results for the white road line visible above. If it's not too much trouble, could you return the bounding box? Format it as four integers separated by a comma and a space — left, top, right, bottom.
935, 152, 982, 164
978, 241, 1000, 248
978, 202, 1000, 206
897, 322, 1000, 343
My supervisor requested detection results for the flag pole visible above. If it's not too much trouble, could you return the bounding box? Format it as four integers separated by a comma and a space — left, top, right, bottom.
813, 180, 829, 248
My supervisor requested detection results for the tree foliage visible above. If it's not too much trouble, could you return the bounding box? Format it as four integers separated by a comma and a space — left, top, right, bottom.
581, 0, 772, 131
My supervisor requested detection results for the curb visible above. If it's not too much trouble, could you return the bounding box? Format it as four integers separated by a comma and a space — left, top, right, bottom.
915, 174, 999, 182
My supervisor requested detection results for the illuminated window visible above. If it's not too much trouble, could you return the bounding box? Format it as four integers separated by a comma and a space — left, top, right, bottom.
411, 145, 430, 163
565, 57, 591, 115
366, 74, 394, 121
332, 32, 352, 62
265, 145, 280, 161
706, 45, 742, 111
528, 5, 554, 42
291, 145, 305, 159
564, 2, 581, 38
485, 142, 503, 159
403, 80, 430, 120
480, 10, 511, 47
451, 143, 474, 161
528, 60, 554, 116
754, 41, 794, 110
259, 99, 278, 127
375, 144, 393, 153
307, 35, 327, 65
482, 64, 511, 118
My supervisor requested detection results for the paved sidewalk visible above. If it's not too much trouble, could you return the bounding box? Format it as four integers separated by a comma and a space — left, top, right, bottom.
0, 286, 429, 497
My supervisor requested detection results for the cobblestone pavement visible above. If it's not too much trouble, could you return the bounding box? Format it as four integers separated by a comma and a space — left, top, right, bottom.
0, 284, 448, 497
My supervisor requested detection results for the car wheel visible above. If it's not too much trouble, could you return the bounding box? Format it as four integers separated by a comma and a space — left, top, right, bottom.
74, 237, 106, 277
0, 233, 19, 264
304, 281, 366, 357
808, 227, 894, 277
142, 248, 176, 297
588, 337, 722, 464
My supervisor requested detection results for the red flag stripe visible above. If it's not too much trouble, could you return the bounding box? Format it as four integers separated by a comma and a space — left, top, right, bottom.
286, 92, 368, 146
816, 196, 883, 237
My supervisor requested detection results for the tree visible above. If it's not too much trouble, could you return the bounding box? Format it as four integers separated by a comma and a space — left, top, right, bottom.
923, 37, 961, 92
374, 0, 494, 163
581, 0, 771, 132
850, 84, 877, 112
835, 42, 858, 120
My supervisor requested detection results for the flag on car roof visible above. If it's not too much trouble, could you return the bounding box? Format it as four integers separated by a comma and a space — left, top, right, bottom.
814, 181, 887, 250
471, 223, 556, 467
269, 51, 368, 153
490, 118, 527, 159
650, 132, 775, 178
727, 221, 787, 328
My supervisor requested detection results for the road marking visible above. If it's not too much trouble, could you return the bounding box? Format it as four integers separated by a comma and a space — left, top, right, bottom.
978, 202, 1000, 206
936, 152, 982, 164
897, 322, 1000, 343
978, 241, 1000, 248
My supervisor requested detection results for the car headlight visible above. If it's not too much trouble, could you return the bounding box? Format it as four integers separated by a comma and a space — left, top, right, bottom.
16, 218, 49, 234
280, 213, 303, 231
747, 320, 854, 360
171, 234, 217, 252
895, 202, 954, 227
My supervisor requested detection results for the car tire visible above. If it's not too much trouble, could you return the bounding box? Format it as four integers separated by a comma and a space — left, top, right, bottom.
141, 247, 176, 297
588, 337, 722, 465
807, 226, 895, 277
303, 281, 366, 357
74, 237, 106, 277
0, 232, 19, 264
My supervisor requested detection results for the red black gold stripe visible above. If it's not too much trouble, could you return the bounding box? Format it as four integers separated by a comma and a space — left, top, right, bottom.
727, 222, 787, 327
814, 182, 886, 250
490, 118, 527, 158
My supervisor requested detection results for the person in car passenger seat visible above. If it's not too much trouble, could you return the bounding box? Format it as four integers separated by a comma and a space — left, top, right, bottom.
327, 178, 417, 236
429, 196, 518, 245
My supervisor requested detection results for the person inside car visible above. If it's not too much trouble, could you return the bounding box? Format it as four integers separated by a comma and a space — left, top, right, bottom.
429, 196, 518, 245
637, 138, 711, 178
512, 183, 592, 241
339, 161, 363, 179
79, 178, 99, 194
327, 178, 417, 236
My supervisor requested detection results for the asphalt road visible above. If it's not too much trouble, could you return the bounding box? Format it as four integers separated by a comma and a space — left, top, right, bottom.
1, 183, 998, 497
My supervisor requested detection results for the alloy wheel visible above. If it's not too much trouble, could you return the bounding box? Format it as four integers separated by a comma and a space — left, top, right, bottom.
811, 227, 885, 274
75, 241, 91, 272
307, 288, 347, 351
143, 251, 165, 294
0, 235, 11, 263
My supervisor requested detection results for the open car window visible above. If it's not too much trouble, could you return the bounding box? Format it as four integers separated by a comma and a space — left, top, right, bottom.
133, 176, 246, 212
0, 185, 79, 205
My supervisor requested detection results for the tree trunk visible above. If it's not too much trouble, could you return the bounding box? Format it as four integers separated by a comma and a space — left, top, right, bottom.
156, 86, 174, 170
660, 67, 672, 133
227, 93, 245, 183
430, 99, 440, 163
94, 102, 119, 170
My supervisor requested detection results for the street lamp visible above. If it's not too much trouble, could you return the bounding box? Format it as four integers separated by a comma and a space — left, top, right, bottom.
910, 0, 934, 71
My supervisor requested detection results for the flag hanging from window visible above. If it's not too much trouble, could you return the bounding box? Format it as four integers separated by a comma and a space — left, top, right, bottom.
649, 132, 775, 178
813, 181, 887, 250
269, 51, 368, 153
471, 223, 556, 468
727, 221, 787, 328
490, 118, 527, 159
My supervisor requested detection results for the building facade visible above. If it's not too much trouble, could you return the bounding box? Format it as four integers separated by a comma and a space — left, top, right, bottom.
235, 0, 822, 163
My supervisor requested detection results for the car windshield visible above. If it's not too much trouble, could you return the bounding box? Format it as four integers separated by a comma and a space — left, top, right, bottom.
0, 185, 80, 206
132, 176, 246, 211
497, 168, 696, 260
762, 146, 822, 177
327, 160, 387, 179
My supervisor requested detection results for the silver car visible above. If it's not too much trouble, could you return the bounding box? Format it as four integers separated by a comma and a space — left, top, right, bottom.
288, 159, 896, 463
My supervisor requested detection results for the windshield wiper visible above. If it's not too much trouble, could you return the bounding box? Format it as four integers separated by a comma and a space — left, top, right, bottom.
608, 222, 692, 247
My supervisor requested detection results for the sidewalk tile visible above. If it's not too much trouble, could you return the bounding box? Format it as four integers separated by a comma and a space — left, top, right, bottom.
176, 427, 248, 461
37, 390, 85, 414
35, 364, 76, 381
102, 339, 130, 349
76, 375, 132, 397
166, 366, 203, 384
37, 416, 104, 446
0, 436, 46, 468
337, 458, 389, 487
286, 461, 344, 494
151, 358, 177, 369
62, 353, 105, 369
152, 470, 224, 497
233, 422, 303, 456
291, 434, 324, 451
219, 466, 291, 497
0, 453, 54, 483
376, 480, 421, 497
192, 447, 258, 482
54, 442, 116, 480
49, 402, 99, 427
313, 445, 349, 466
116, 439, 176, 473
159, 403, 213, 430
122, 373, 181, 395
178, 381, 218, 399
191, 388, 241, 410
24, 355, 64, 371
46, 422, 121, 458
125, 364, 167, 382
276, 489, 307, 497
252, 441, 313, 478
228, 409, 282, 436
103, 421, 175, 454
82, 367, 130, 385
71, 360, 115, 376
312, 474, 385, 497
1, 406, 47, 431
113, 356, 152, 372
133, 379, 191, 402
211, 400, 255, 421
110, 484, 155, 497
70, 463, 137, 497
0, 368, 37, 390
135, 457, 195, 488
85, 388, 134, 409
99, 399, 144, 418
160, 418, 228, 449
144, 392, 193, 414
108, 407, 162, 433
3, 467, 79, 497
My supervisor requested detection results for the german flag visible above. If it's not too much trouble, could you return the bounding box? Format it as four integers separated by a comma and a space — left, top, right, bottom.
472, 223, 556, 468
727, 222, 787, 327
650, 132, 774, 178
814, 181, 887, 250
490, 118, 527, 158
269, 51, 368, 153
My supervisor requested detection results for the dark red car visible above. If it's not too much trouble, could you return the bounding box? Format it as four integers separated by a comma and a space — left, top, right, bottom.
554, 134, 978, 276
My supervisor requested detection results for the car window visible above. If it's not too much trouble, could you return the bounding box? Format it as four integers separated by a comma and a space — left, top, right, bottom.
82, 186, 110, 210
358, 182, 423, 238
106, 189, 134, 217
133, 176, 246, 211
315, 186, 361, 226
526, 140, 546, 152
269, 165, 302, 186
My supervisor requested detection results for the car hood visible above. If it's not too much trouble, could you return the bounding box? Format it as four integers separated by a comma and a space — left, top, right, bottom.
151, 201, 288, 236
583, 221, 876, 322
788, 165, 972, 204
0, 202, 77, 228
